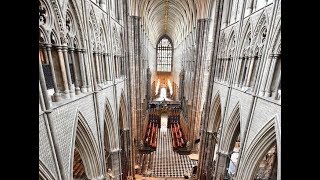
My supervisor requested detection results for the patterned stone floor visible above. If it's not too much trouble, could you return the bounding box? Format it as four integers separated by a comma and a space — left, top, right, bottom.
149, 129, 197, 177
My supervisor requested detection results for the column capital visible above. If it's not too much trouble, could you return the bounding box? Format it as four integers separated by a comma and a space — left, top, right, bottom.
269, 54, 280, 58
68, 47, 75, 51
44, 43, 52, 48
54, 45, 63, 50
60, 45, 68, 51
39, 43, 45, 48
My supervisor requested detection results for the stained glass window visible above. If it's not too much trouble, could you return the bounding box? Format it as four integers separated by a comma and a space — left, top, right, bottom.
157, 37, 173, 72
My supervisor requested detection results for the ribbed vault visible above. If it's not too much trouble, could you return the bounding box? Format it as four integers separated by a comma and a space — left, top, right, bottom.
129, 0, 212, 47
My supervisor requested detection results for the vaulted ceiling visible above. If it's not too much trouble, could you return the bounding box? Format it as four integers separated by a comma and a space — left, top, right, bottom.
129, 0, 212, 47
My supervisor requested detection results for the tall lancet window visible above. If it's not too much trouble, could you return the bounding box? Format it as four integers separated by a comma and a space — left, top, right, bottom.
157, 36, 173, 72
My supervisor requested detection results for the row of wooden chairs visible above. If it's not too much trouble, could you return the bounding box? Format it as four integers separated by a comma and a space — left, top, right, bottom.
144, 122, 158, 149
170, 122, 187, 149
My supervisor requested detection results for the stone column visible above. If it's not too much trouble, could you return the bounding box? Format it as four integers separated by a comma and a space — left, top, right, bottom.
77, 49, 87, 92
129, 16, 142, 145
239, 56, 248, 87
218, 58, 223, 81
56, 46, 70, 99
83, 49, 93, 91
214, 58, 219, 81
94, 52, 102, 84
242, 56, 252, 87
39, 55, 51, 109
252, 55, 262, 92
45, 44, 61, 102
227, 57, 234, 84
215, 152, 229, 180
189, 18, 210, 152
62, 46, 75, 98
101, 53, 107, 83
272, 70, 281, 99
105, 53, 110, 81
245, 56, 255, 87
234, 57, 242, 87
223, 58, 230, 81
98, 52, 105, 84
69, 47, 81, 95
109, 149, 122, 180
264, 54, 279, 97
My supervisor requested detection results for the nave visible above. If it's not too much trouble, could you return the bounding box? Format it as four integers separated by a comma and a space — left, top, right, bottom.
138, 114, 196, 178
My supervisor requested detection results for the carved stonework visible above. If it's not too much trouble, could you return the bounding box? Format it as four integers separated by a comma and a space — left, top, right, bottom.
66, 13, 71, 33
254, 13, 267, 45
60, 31, 68, 45
39, 2, 47, 25
50, 0, 65, 35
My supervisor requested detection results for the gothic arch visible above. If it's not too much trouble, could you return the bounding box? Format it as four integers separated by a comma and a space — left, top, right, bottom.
253, 11, 268, 48
39, 0, 55, 30
238, 19, 253, 57
235, 117, 280, 180
102, 15, 111, 52
219, 103, 241, 154
119, 91, 128, 130
69, 110, 102, 179
48, 0, 67, 43
104, 98, 119, 150
39, 161, 56, 180
65, 0, 85, 48
50, 29, 61, 45
39, 27, 49, 43
226, 30, 236, 57
206, 92, 222, 133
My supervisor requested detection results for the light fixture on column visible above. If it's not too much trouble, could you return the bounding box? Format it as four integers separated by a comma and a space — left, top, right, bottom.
107, 168, 115, 179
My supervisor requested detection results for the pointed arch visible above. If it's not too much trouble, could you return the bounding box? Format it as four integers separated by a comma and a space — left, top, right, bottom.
226, 30, 236, 57
48, 0, 66, 42
69, 110, 102, 179
50, 29, 61, 45
65, 0, 85, 48
207, 92, 222, 133
119, 90, 128, 130
104, 98, 118, 150
253, 11, 268, 46
39, 27, 49, 43
236, 117, 279, 180
219, 102, 241, 153
238, 19, 253, 57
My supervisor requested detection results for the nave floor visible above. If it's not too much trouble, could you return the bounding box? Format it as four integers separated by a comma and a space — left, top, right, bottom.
149, 129, 196, 177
